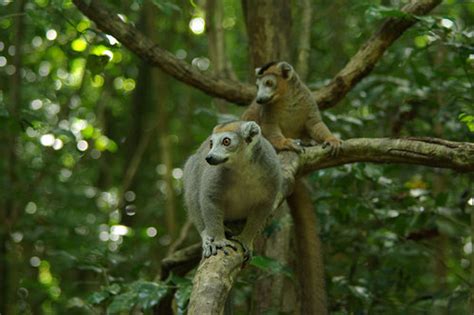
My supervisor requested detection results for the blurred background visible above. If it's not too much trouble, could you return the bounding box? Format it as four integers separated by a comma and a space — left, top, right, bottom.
0, 0, 473, 314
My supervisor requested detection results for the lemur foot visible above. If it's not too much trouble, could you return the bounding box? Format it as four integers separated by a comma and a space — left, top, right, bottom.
273, 138, 304, 153
229, 236, 252, 262
322, 137, 342, 157
202, 236, 238, 258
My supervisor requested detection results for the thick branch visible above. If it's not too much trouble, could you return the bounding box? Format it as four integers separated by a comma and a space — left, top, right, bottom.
295, 137, 474, 174
187, 250, 245, 315
72, 0, 255, 105
73, 0, 440, 109
314, 0, 442, 109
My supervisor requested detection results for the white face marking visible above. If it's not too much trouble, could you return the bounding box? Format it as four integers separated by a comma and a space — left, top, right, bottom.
255, 74, 277, 104
206, 132, 241, 165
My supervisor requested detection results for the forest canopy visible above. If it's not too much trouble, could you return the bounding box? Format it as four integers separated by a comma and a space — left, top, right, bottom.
0, 0, 473, 314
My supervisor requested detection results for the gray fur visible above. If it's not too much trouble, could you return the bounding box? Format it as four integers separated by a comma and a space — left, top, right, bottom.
183, 121, 282, 258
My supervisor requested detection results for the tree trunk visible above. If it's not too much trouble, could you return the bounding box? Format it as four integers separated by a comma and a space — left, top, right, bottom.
242, 0, 292, 73
1, 1, 26, 313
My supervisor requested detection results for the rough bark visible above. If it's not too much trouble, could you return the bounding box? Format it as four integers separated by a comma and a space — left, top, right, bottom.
72, 0, 255, 105
187, 250, 246, 315
295, 0, 313, 81
314, 0, 442, 109
242, 0, 292, 72
299, 138, 474, 174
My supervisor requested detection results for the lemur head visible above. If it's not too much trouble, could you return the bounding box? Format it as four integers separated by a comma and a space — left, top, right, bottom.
255, 61, 295, 105
205, 121, 261, 165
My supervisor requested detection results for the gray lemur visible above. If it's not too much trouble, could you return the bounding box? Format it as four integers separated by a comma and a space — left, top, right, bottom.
183, 121, 282, 258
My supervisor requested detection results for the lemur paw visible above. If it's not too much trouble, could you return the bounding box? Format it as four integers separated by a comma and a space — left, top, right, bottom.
202, 236, 238, 258
229, 236, 253, 262
323, 137, 342, 157
274, 138, 304, 153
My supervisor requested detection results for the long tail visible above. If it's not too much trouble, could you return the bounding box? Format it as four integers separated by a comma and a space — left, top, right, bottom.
287, 178, 327, 315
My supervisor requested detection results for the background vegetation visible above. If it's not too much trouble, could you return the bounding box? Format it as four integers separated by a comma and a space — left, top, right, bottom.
0, 0, 473, 314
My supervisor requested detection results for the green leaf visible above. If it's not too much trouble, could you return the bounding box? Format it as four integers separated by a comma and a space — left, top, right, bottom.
0, 105, 9, 118
107, 283, 121, 295
87, 54, 110, 75
249, 255, 293, 278
366, 5, 409, 21
174, 284, 192, 315
107, 291, 137, 314
151, 0, 182, 15
87, 290, 109, 305
132, 281, 169, 310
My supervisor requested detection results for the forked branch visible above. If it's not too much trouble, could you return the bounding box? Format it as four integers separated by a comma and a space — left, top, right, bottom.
73, 0, 441, 109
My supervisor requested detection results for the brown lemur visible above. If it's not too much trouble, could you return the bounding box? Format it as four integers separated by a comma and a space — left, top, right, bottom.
242, 61, 342, 154
183, 121, 282, 258
242, 61, 341, 314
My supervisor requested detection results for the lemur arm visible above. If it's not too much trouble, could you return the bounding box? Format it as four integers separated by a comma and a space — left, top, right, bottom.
305, 110, 341, 155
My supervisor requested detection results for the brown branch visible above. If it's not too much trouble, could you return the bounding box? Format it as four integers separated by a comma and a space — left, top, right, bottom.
72, 0, 255, 105
314, 0, 442, 109
297, 137, 474, 174
187, 250, 245, 315
73, 0, 441, 110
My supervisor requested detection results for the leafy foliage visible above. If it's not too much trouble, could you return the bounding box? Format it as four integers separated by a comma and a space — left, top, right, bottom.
0, 0, 472, 314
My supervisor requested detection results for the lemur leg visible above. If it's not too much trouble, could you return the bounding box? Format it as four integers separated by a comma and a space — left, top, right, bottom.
231, 202, 272, 260
200, 196, 237, 258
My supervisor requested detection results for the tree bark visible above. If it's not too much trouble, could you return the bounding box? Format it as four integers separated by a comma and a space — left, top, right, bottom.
295, 0, 313, 81
299, 138, 474, 174
242, 0, 292, 71
187, 251, 245, 315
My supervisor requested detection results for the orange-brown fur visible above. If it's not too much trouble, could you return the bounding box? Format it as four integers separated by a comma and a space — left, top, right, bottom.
242, 62, 341, 153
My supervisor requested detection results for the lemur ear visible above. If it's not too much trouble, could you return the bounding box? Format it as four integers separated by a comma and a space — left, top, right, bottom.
255, 67, 262, 76
278, 61, 294, 80
241, 121, 261, 143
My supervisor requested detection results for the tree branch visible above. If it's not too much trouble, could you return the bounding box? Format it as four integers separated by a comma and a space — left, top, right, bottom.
296, 137, 474, 175
72, 0, 255, 105
187, 250, 245, 315
314, 0, 442, 109
73, 0, 440, 109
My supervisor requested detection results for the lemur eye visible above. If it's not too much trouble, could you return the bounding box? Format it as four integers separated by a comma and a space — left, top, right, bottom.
265, 80, 273, 87
209, 140, 213, 148
222, 137, 231, 146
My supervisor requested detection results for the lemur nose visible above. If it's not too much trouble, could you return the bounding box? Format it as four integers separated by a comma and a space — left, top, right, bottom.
205, 156, 216, 165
